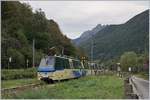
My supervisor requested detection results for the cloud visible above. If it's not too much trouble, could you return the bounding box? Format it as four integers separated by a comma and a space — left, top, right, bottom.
21, 1, 149, 39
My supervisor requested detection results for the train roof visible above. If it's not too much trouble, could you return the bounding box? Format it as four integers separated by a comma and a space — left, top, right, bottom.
45, 55, 80, 61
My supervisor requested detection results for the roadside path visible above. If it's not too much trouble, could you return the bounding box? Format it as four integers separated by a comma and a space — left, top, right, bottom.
131, 76, 149, 99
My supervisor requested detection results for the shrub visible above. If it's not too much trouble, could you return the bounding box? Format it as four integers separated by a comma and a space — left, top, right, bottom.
1, 68, 37, 80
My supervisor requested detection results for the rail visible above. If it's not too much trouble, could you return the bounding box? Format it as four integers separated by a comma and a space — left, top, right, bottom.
1, 83, 44, 95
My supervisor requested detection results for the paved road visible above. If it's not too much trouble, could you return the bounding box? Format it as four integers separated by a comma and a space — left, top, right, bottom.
131, 76, 149, 99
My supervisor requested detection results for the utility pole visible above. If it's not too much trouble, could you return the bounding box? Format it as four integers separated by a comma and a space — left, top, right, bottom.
32, 39, 35, 67
91, 38, 93, 62
8, 57, 11, 69
91, 35, 94, 74
27, 59, 29, 69
62, 47, 64, 56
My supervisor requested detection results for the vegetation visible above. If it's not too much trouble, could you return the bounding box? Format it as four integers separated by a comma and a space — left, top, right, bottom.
102, 57, 119, 70
134, 72, 149, 80
1, 78, 41, 89
75, 10, 149, 60
1, 68, 37, 80
119, 51, 149, 72
136, 52, 149, 73
120, 52, 137, 71
100, 51, 149, 74
3, 75, 124, 99
1, 1, 80, 69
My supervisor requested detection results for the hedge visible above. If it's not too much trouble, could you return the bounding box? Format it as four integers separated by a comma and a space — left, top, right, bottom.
1, 68, 37, 80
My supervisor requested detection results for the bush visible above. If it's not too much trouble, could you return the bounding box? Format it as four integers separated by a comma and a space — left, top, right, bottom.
120, 51, 137, 71
1, 68, 37, 80
7, 48, 25, 68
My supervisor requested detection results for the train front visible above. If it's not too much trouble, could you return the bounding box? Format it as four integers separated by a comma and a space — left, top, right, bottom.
37, 56, 55, 81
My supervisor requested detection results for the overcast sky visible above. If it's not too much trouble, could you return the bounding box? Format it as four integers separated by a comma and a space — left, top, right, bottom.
22, 1, 149, 39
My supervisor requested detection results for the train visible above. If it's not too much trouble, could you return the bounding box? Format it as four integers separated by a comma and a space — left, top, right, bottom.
37, 55, 95, 82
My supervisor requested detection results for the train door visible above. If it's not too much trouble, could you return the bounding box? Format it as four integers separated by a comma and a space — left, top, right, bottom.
69, 59, 74, 69
68, 59, 75, 78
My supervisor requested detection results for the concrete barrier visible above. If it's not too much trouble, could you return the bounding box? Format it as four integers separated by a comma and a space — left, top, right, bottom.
124, 77, 139, 99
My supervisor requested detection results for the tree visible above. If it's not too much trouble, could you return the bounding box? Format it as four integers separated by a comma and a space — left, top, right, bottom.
136, 55, 144, 72
1, 1, 79, 69
7, 48, 25, 68
120, 51, 137, 71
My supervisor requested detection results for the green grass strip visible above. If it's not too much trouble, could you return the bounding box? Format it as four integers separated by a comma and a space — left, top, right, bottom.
3, 75, 124, 99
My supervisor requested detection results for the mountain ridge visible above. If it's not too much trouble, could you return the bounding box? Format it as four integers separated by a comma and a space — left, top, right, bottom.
73, 24, 106, 45
73, 9, 149, 60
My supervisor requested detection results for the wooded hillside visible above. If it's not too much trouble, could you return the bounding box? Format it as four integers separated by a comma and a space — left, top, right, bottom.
1, 1, 78, 69
75, 10, 149, 60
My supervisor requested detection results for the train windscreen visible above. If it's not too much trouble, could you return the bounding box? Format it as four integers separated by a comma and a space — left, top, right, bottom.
39, 56, 55, 67
55, 57, 71, 70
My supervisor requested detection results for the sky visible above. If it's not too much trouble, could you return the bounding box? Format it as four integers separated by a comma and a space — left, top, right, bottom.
22, 1, 149, 39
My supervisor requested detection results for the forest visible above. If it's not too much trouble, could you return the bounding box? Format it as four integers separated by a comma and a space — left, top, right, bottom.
1, 1, 82, 69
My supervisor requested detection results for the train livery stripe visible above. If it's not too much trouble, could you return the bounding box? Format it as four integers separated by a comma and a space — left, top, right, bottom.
38, 68, 90, 80
72, 71, 81, 77
38, 67, 55, 72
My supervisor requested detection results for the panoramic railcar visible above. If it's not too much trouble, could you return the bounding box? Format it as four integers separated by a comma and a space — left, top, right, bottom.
37, 55, 86, 81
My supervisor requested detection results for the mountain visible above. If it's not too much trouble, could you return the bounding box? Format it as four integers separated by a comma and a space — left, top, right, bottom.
73, 24, 106, 45
74, 10, 149, 60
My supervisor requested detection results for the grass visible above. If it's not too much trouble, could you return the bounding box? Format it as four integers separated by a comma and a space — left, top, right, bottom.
3, 75, 124, 99
1, 68, 37, 80
1, 78, 41, 89
134, 72, 149, 80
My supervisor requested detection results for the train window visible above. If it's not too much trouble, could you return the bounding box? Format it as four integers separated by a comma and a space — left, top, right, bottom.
39, 58, 47, 67
62, 59, 66, 68
46, 56, 55, 66
72, 60, 76, 69
54, 57, 64, 70
39, 57, 55, 67
69, 59, 74, 69
64, 59, 70, 69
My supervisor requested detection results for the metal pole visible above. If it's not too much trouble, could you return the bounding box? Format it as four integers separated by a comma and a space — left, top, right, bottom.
8, 57, 11, 69
91, 35, 93, 62
8, 60, 9, 69
32, 39, 35, 67
27, 59, 29, 69
91, 35, 94, 75
62, 47, 64, 56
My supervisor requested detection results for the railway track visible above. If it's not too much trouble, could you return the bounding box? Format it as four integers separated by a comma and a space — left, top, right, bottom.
1, 71, 110, 96
1, 78, 80, 96
1, 83, 45, 95
1, 80, 62, 96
